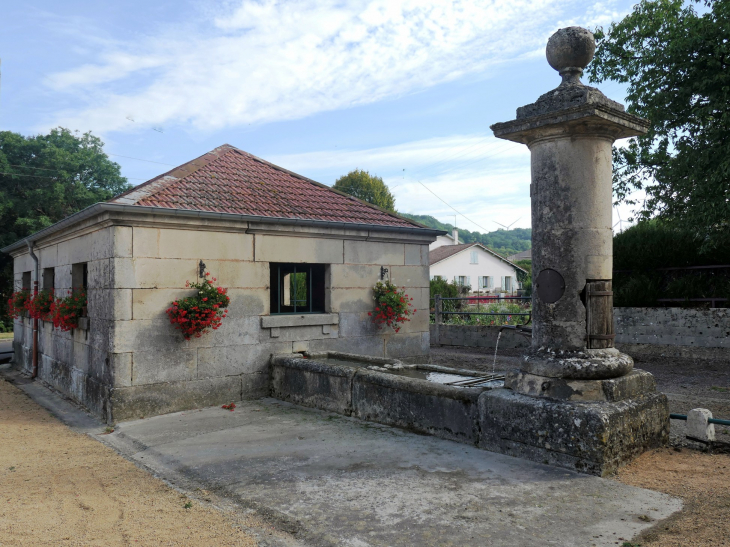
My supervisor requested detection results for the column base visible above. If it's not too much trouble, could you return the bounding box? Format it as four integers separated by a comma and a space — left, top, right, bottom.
505, 368, 656, 402
478, 387, 669, 476
522, 347, 634, 379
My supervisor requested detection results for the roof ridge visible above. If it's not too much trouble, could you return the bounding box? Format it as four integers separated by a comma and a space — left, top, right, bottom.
109, 144, 238, 205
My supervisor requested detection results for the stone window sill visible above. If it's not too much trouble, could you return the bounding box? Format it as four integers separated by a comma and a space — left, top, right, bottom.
261, 313, 339, 329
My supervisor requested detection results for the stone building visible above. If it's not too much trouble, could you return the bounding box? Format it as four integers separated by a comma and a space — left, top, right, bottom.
4, 145, 440, 422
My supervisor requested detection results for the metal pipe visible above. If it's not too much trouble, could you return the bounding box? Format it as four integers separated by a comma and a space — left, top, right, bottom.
670, 413, 730, 426
25, 239, 39, 379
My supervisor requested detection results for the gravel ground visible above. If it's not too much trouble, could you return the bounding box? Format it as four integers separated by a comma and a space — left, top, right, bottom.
616, 448, 730, 547
432, 344, 730, 546
0, 376, 259, 547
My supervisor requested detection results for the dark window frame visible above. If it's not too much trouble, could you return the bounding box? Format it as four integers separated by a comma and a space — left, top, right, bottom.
270, 263, 326, 315
21, 271, 31, 291
71, 262, 88, 292
43, 268, 55, 291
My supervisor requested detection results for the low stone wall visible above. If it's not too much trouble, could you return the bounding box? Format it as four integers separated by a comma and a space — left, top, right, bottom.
430, 308, 730, 359
271, 355, 485, 445
429, 324, 530, 349
615, 308, 730, 359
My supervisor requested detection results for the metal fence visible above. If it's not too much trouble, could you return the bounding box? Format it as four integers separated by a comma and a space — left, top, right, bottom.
430, 295, 532, 326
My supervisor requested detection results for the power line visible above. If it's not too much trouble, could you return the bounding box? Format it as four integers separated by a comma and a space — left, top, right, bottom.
415, 141, 522, 180
107, 153, 175, 166
415, 179, 495, 234
0, 170, 149, 181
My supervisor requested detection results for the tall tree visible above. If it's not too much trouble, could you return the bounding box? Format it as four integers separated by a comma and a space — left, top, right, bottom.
0, 128, 131, 329
333, 169, 396, 212
587, 0, 729, 250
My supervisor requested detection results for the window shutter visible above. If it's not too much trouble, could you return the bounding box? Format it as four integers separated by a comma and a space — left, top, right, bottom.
500, 276, 505, 290
467, 276, 471, 287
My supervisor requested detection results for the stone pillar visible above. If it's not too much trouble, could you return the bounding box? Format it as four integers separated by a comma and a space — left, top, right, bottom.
492, 27, 648, 381
479, 27, 668, 476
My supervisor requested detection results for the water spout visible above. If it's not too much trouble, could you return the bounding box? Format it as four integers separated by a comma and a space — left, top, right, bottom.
492, 331, 502, 376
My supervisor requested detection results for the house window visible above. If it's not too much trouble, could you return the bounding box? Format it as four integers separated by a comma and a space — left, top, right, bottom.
43, 268, 55, 291
270, 263, 326, 314
470, 251, 478, 264
481, 276, 492, 289
458, 276, 466, 286
22, 271, 31, 291
504, 276, 512, 292
71, 263, 88, 291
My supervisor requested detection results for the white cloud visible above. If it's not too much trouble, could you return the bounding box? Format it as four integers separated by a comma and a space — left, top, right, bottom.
45, 0, 615, 133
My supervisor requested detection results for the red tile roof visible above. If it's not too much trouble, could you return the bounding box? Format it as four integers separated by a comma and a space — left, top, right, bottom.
110, 144, 423, 229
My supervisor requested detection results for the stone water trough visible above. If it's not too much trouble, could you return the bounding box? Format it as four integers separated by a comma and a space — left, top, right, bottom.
270, 351, 666, 476
271, 352, 503, 446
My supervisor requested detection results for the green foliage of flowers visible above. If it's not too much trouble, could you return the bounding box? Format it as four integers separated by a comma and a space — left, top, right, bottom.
7, 290, 30, 319
27, 290, 55, 321
51, 291, 86, 331
167, 272, 230, 340
369, 280, 414, 333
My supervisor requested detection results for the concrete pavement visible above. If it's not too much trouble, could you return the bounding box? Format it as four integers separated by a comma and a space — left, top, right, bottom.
105, 398, 681, 547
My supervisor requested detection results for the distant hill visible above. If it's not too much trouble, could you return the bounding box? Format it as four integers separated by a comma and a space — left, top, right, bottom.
400, 213, 531, 258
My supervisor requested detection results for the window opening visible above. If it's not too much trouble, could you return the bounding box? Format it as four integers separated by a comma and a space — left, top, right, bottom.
43, 268, 55, 291
22, 271, 31, 291
270, 263, 326, 314
71, 263, 88, 291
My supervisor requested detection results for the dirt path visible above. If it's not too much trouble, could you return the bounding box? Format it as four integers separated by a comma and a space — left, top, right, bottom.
616, 448, 730, 547
0, 376, 258, 546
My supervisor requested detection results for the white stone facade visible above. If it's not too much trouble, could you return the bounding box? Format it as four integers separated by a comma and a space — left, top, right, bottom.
10, 208, 434, 422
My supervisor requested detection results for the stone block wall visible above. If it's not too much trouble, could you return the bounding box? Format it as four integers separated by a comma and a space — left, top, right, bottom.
429, 324, 530, 349
614, 307, 730, 358
13, 225, 127, 420
428, 308, 729, 359
12, 212, 433, 422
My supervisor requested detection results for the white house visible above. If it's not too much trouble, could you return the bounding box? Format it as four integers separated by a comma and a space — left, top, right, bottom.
428, 228, 461, 250
429, 241, 527, 294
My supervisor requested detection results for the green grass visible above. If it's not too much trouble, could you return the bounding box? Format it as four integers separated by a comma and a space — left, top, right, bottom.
0, 332, 13, 340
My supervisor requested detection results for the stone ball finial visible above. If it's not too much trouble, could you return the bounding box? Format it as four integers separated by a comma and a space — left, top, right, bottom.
546, 27, 595, 85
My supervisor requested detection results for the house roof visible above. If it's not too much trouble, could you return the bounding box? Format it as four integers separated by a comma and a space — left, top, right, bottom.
109, 144, 422, 229
429, 242, 527, 273
507, 248, 532, 262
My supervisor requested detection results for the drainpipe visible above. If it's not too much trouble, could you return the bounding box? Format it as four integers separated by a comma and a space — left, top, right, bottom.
25, 239, 39, 379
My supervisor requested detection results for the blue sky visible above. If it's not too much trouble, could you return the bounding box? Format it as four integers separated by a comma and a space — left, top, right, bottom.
1, 0, 640, 232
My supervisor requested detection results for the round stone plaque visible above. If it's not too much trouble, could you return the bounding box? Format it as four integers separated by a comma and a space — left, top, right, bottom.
535, 268, 565, 304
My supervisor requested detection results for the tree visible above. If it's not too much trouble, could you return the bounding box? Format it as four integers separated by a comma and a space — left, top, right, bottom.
0, 128, 131, 329
399, 213, 532, 257
333, 169, 396, 212
515, 259, 532, 296
587, 0, 729, 250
